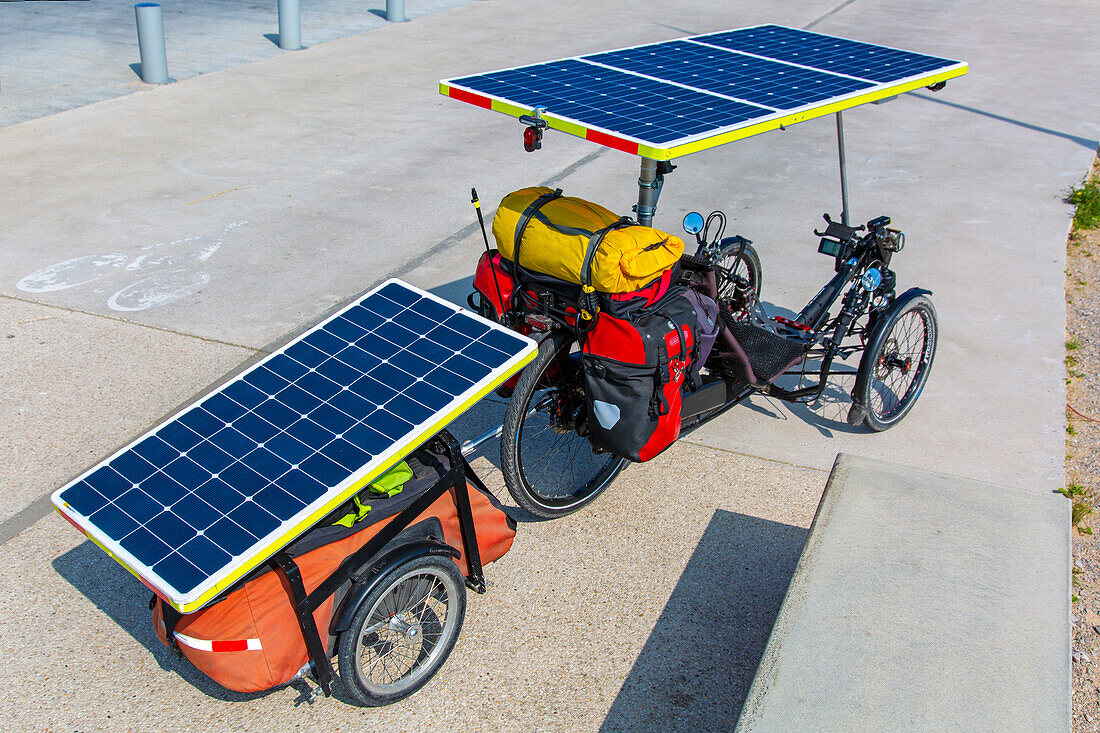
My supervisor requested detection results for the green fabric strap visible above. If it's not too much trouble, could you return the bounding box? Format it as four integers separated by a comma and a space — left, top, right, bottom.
370, 460, 413, 497
332, 495, 371, 528
331, 460, 413, 527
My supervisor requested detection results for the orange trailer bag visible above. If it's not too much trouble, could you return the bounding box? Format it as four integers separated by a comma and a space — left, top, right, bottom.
491, 186, 684, 293
151, 447, 515, 693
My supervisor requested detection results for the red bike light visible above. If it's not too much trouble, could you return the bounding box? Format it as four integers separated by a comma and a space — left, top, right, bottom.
523, 125, 542, 152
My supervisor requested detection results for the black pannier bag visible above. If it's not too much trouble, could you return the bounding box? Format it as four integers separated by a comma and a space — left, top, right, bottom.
581, 285, 708, 462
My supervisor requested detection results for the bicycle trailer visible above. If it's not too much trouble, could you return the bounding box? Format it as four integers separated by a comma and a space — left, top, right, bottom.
51, 279, 537, 705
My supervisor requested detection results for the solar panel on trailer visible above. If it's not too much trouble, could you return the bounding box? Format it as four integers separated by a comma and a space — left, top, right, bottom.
585, 39, 875, 111
692, 25, 957, 84
439, 25, 966, 159
53, 280, 536, 612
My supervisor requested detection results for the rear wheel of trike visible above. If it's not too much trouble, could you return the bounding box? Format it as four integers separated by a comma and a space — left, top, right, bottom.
500, 329, 628, 519
854, 295, 938, 431
337, 555, 466, 706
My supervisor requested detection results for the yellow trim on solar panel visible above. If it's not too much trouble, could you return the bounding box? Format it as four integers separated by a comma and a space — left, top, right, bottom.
638, 65, 969, 160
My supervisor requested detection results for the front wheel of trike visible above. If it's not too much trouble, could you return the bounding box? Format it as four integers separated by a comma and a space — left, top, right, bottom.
854, 294, 938, 431
500, 329, 628, 519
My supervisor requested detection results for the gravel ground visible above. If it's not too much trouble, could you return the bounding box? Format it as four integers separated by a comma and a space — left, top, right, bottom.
1067, 154, 1100, 731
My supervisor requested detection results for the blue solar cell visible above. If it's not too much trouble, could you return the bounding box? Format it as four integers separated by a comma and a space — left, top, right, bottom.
55, 280, 534, 608
693, 25, 958, 84
480, 328, 526, 355
188, 440, 235, 474
287, 418, 334, 450
344, 423, 390, 456
203, 517, 256, 556
389, 349, 436, 378
304, 328, 345, 356
222, 380, 267, 411
254, 399, 299, 429
407, 380, 451, 411
265, 354, 310, 383
329, 390, 373, 421
117, 488, 162, 523
152, 553, 205, 593
349, 375, 396, 405
321, 439, 371, 472
386, 394, 434, 426
209, 426, 253, 457
463, 341, 509, 368
132, 436, 178, 469
157, 421, 204, 453
232, 412, 281, 443
585, 40, 873, 110
241, 448, 291, 482
179, 536, 233, 575
376, 281, 420, 306
177, 407, 222, 439
202, 393, 245, 423
274, 384, 321, 415
409, 297, 454, 324
316, 358, 359, 388
90, 503, 139, 540
122, 528, 173, 567
364, 294, 404, 319
141, 471, 186, 505
299, 452, 346, 486
344, 306, 385, 332
266, 433, 315, 465
228, 502, 279, 538
146, 511, 197, 547
61, 481, 107, 516
172, 494, 220, 531
253, 485, 305, 521
309, 404, 356, 435
162, 456, 211, 491
375, 321, 419, 349
369, 411, 414, 442
275, 470, 328, 504
450, 58, 772, 143
200, 478, 248, 513
110, 451, 158, 484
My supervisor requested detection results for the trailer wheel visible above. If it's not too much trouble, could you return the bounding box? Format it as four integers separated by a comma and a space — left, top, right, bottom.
337, 555, 466, 706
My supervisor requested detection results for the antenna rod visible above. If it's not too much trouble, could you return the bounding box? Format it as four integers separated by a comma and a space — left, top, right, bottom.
471, 188, 506, 320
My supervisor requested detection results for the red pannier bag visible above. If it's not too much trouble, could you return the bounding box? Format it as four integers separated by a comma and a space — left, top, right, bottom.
581, 285, 704, 462
150, 446, 515, 693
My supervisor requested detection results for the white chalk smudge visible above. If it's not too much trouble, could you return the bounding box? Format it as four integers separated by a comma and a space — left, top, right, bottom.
17, 253, 128, 292
16, 220, 247, 311
107, 270, 212, 312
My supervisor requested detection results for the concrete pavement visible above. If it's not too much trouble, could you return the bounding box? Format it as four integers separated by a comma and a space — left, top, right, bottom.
0, 0, 1094, 728
737, 455, 1071, 731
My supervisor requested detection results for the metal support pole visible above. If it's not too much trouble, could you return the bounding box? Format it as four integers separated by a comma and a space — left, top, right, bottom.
386, 0, 407, 22
636, 157, 659, 226
835, 111, 850, 226
134, 3, 169, 84
277, 0, 302, 50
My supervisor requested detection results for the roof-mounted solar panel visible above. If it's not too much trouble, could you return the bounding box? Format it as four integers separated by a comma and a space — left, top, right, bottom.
53, 280, 536, 613
440, 24, 967, 160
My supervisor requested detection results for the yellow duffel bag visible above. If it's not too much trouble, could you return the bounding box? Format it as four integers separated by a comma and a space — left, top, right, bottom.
491, 187, 685, 293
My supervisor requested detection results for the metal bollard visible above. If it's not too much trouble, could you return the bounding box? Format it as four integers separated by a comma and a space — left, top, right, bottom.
386, 0, 407, 22
134, 3, 169, 84
277, 0, 302, 50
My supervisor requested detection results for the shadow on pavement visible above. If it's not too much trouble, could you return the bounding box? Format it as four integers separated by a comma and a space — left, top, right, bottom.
600, 510, 808, 733
50, 539, 283, 701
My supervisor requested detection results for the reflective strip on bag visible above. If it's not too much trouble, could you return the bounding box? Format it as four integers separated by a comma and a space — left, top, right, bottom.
174, 631, 262, 652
